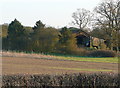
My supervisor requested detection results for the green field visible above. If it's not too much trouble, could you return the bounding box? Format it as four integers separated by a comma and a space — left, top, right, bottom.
52, 56, 118, 63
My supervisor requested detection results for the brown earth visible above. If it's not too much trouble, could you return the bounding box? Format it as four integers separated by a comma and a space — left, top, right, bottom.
2, 56, 118, 75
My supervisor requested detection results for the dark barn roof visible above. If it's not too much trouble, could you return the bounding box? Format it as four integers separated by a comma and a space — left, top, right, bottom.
69, 27, 90, 38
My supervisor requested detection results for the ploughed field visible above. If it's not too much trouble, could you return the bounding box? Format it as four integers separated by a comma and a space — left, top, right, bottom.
2, 51, 118, 75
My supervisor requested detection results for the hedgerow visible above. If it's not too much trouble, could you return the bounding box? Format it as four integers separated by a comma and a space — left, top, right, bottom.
2, 73, 119, 88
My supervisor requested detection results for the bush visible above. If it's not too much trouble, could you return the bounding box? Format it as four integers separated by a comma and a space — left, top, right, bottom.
87, 50, 117, 57
55, 47, 88, 57
71, 48, 88, 56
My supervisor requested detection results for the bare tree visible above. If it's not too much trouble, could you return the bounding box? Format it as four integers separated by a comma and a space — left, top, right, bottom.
94, 0, 120, 51
72, 8, 93, 30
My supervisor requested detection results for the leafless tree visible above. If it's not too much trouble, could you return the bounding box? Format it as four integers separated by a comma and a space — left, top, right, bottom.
94, 0, 120, 51
72, 8, 93, 30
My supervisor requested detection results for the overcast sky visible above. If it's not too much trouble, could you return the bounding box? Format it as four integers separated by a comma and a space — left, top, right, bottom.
1, 0, 101, 28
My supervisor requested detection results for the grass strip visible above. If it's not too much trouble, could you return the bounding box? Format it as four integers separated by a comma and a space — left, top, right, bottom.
54, 56, 118, 63
48, 66, 113, 72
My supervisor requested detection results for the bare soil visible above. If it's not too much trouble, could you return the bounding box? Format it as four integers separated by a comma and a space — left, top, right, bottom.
2, 56, 118, 75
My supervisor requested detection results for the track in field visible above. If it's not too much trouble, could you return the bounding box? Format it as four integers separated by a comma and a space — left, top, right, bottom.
2, 56, 118, 75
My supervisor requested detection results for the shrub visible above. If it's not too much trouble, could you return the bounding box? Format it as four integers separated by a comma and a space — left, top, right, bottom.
55, 47, 88, 57
71, 48, 88, 56
87, 50, 117, 57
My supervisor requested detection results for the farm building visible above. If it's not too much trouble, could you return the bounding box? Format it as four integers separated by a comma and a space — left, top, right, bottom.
69, 27, 107, 49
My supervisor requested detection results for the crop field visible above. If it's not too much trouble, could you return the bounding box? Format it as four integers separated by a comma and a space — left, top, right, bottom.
2, 51, 118, 75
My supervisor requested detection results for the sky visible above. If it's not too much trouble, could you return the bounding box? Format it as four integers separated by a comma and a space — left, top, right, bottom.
1, 0, 101, 28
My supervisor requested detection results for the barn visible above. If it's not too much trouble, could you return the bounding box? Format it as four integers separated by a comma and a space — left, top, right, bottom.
69, 27, 107, 49
69, 27, 90, 47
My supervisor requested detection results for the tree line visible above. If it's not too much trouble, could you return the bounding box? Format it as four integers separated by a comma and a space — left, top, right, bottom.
2, 19, 80, 55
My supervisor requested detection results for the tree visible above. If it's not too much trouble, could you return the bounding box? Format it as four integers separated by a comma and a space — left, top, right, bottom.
7, 19, 26, 50
31, 20, 59, 53
33, 20, 45, 32
72, 8, 93, 30
94, 0, 120, 51
58, 27, 77, 54
1, 24, 8, 38
8, 19, 24, 37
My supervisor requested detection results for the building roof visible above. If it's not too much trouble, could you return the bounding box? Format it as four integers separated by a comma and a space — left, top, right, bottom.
69, 27, 90, 37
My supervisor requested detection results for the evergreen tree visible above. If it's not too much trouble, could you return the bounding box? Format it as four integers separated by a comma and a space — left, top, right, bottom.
33, 20, 45, 32
7, 19, 25, 50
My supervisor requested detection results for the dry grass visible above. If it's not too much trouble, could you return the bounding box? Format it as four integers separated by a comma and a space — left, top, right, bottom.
2, 51, 56, 59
